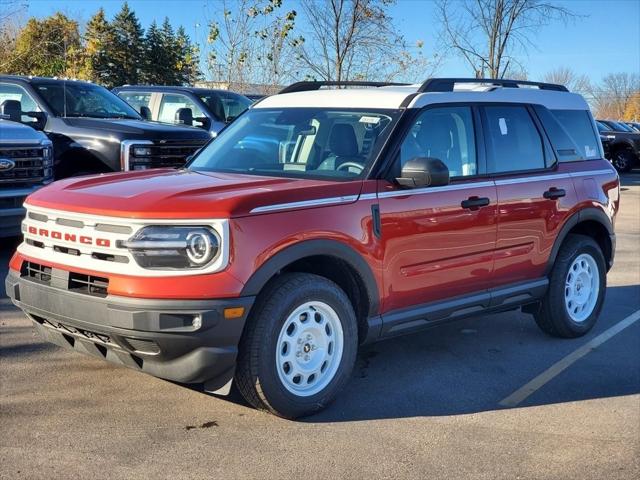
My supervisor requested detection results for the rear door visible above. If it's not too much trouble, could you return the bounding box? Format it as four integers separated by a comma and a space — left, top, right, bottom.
377, 105, 498, 313
481, 104, 577, 287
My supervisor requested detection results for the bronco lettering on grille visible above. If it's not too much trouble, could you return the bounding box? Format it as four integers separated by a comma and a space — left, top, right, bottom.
27, 226, 111, 247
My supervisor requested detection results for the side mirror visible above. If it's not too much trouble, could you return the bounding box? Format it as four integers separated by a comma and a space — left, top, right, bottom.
139, 106, 151, 120
396, 157, 449, 188
1, 99, 22, 122
175, 108, 193, 126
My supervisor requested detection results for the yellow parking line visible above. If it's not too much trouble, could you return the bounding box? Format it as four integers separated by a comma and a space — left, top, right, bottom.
499, 309, 640, 408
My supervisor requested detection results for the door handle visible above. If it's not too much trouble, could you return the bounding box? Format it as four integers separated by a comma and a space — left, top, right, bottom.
461, 196, 490, 210
543, 187, 566, 200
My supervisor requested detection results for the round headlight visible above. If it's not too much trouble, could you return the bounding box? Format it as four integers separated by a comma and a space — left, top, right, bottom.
186, 231, 215, 265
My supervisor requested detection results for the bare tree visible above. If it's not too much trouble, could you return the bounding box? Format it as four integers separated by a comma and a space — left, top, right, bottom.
296, 0, 434, 82
591, 72, 640, 120
437, 0, 577, 79
543, 67, 590, 95
203, 0, 298, 93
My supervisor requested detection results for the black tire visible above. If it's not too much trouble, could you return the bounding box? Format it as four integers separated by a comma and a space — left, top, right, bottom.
611, 149, 634, 173
534, 234, 606, 338
235, 273, 358, 419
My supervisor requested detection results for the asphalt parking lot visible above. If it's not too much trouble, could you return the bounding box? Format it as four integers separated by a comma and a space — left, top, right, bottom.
1, 174, 638, 480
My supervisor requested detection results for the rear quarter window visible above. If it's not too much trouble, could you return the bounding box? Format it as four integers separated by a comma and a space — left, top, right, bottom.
551, 109, 601, 160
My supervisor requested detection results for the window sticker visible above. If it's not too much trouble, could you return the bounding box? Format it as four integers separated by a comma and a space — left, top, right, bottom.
585, 145, 597, 158
498, 118, 508, 135
360, 116, 381, 124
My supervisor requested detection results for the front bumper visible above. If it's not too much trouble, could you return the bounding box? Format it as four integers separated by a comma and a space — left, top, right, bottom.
0, 186, 42, 238
5, 270, 254, 390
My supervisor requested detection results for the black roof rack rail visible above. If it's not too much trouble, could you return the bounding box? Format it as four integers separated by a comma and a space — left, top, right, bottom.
417, 78, 569, 93
279, 81, 411, 94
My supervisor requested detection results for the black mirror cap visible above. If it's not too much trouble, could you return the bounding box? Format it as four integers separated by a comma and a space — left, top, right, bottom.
396, 157, 450, 188
139, 106, 152, 120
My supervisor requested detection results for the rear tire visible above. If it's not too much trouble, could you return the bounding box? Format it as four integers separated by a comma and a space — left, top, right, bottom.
235, 273, 358, 419
534, 234, 606, 338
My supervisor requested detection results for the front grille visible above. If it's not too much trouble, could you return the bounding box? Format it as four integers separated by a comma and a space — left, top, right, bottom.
129, 140, 207, 170
21, 260, 110, 298
0, 144, 53, 186
21, 261, 52, 284
68, 272, 109, 297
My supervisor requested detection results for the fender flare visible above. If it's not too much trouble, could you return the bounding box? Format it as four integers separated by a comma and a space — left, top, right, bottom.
545, 207, 614, 275
240, 239, 380, 316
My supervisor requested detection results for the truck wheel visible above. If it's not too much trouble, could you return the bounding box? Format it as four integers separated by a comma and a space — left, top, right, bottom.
534, 235, 606, 338
235, 273, 358, 419
611, 149, 634, 173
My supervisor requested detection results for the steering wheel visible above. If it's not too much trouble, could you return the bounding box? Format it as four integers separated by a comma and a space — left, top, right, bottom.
336, 161, 364, 173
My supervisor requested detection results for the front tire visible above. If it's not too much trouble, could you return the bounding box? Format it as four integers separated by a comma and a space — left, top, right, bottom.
235, 273, 358, 419
611, 149, 634, 173
534, 234, 606, 338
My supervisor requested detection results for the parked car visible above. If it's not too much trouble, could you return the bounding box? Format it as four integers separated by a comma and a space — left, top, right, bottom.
6, 78, 619, 418
0, 76, 211, 178
0, 119, 53, 237
596, 120, 640, 172
625, 121, 640, 132
113, 86, 252, 135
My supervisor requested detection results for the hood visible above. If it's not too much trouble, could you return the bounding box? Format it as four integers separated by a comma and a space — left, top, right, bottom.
59, 117, 211, 141
0, 120, 49, 143
25, 169, 363, 219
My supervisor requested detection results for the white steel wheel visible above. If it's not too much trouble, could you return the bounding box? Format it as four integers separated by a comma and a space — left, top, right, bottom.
564, 253, 600, 323
276, 301, 344, 397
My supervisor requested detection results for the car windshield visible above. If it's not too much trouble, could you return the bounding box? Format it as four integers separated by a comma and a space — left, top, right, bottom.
198, 91, 253, 121
189, 108, 399, 180
34, 81, 141, 119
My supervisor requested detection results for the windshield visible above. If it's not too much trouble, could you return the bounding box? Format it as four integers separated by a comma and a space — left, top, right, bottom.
189, 108, 399, 180
198, 91, 252, 121
34, 81, 141, 119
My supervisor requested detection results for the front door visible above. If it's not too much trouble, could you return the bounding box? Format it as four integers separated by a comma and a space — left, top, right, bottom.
377, 105, 498, 314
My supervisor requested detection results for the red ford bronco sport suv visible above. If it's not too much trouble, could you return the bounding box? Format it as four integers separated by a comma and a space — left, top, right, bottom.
5, 78, 619, 418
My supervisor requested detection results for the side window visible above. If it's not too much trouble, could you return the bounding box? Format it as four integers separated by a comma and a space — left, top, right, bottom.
118, 92, 152, 113
483, 105, 545, 173
551, 110, 600, 160
158, 93, 205, 127
399, 106, 477, 178
0, 83, 41, 124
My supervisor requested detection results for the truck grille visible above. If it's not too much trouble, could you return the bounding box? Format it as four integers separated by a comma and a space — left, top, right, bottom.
127, 140, 207, 170
0, 144, 53, 186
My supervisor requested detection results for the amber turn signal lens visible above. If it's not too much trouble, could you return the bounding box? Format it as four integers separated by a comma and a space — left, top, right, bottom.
224, 307, 245, 319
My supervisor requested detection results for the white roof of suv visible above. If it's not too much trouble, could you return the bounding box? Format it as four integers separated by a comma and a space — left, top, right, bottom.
254, 79, 589, 111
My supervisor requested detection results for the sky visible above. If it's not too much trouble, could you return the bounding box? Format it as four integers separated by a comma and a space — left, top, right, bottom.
24, 0, 640, 83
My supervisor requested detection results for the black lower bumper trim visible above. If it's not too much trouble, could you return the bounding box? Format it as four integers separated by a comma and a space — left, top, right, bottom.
5, 271, 254, 389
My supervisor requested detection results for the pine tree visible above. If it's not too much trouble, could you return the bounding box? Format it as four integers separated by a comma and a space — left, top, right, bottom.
142, 20, 164, 84
110, 2, 144, 85
159, 17, 178, 84
83, 8, 115, 85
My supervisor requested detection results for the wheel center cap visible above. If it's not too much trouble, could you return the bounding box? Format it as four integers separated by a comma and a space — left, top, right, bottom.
303, 343, 311, 353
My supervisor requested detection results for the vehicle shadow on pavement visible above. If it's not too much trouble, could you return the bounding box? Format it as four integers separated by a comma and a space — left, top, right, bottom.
299, 283, 640, 423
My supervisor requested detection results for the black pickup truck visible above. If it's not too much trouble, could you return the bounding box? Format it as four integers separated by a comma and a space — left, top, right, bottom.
596, 120, 640, 172
0, 76, 211, 178
0, 119, 53, 237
